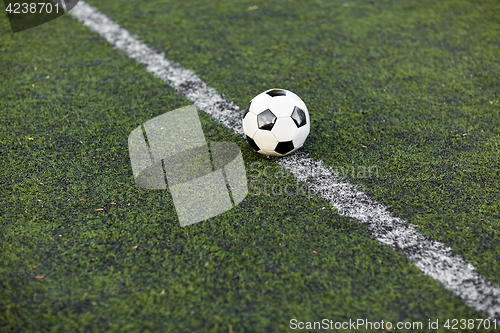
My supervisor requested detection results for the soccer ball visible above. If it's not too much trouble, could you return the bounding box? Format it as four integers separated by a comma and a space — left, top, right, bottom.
242, 88, 310, 157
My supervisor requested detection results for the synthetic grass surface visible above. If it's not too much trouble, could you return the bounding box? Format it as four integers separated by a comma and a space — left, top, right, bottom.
0, 0, 499, 332
80, 0, 500, 286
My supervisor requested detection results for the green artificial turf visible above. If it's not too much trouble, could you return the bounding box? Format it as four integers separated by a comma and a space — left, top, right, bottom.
1, 0, 499, 332
79, 0, 500, 285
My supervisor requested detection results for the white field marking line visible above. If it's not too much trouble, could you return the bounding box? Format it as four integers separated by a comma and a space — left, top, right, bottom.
69, 1, 500, 320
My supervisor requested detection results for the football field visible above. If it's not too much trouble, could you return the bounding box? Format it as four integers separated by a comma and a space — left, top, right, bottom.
1, 0, 500, 332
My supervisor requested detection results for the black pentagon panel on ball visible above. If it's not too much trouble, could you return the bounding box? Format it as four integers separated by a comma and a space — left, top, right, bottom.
242, 102, 251, 118
246, 135, 260, 152
257, 109, 277, 130
275, 141, 295, 155
266, 89, 286, 97
291, 106, 307, 127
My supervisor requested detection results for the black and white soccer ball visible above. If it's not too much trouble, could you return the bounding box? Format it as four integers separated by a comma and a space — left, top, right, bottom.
242, 88, 310, 157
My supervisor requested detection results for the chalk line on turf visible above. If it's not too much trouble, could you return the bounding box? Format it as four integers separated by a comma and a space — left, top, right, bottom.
68, 1, 500, 319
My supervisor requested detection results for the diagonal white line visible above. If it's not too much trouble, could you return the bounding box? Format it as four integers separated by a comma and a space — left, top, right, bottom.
60, 0, 68, 12
68, 1, 500, 319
